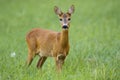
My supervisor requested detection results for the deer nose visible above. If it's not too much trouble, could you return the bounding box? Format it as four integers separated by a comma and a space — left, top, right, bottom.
62, 25, 68, 29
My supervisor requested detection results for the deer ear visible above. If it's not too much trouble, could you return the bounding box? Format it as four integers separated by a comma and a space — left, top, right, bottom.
68, 5, 75, 14
54, 6, 62, 15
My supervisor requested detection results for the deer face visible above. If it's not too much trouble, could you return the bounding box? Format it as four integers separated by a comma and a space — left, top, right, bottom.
54, 5, 75, 30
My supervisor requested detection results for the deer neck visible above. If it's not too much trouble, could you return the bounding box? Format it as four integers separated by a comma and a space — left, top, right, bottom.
60, 29, 69, 47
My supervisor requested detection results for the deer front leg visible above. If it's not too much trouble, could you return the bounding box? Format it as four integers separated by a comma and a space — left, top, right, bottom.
55, 54, 66, 72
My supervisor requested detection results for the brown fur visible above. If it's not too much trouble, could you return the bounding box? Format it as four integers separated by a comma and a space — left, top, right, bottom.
26, 5, 74, 72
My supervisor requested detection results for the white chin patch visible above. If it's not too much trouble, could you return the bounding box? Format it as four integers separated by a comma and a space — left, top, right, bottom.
63, 28, 68, 30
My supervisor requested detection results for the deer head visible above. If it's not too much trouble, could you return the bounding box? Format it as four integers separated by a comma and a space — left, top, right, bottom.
54, 5, 75, 30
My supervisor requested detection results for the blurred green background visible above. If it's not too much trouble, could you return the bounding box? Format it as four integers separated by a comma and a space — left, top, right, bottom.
0, 0, 120, 80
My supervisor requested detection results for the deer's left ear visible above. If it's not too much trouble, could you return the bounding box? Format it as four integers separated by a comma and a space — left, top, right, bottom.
54, 6, 63, 15
68, 5, 75, 14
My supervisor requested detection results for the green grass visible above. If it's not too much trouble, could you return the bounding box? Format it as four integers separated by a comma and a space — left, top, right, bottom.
0, 0, 120, 80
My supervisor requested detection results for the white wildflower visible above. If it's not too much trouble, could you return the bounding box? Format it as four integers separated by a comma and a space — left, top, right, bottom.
11, 52, 16, 57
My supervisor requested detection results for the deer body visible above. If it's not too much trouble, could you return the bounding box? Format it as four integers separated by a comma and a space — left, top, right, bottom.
26, 5, 74, 71
26, 28, 69, 57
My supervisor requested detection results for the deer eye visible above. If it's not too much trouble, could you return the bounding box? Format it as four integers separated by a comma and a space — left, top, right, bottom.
68, 18, 71, 21
59, 19, 62, 21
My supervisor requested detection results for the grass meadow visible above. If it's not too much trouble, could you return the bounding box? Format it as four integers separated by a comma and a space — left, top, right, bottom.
0, 0, 120, 80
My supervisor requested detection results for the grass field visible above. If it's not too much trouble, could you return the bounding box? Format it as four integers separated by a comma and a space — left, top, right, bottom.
0, 0, 120, 80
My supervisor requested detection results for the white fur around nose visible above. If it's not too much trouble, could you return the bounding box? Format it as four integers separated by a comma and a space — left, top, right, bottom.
63, 24, 68, 26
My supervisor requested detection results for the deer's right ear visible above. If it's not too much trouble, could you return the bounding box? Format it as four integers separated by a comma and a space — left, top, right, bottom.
68, 5, 75, 14
54, 6, 62, 15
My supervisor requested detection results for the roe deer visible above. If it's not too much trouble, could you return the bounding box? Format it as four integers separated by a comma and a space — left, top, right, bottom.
26, 5, 75, 71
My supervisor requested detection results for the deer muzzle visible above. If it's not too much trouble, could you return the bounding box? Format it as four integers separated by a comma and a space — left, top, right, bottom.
62, 25, 68, 29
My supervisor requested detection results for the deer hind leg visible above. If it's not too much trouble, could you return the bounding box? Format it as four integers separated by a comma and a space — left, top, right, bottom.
26, 50, 36, 67
55, 54, 66, 72
37, 56, 47, 69
26, 37, 37, 67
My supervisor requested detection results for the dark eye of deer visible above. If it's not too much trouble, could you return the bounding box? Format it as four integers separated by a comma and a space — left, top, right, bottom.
68, 18, 71, 21
59, 19, 62, 21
